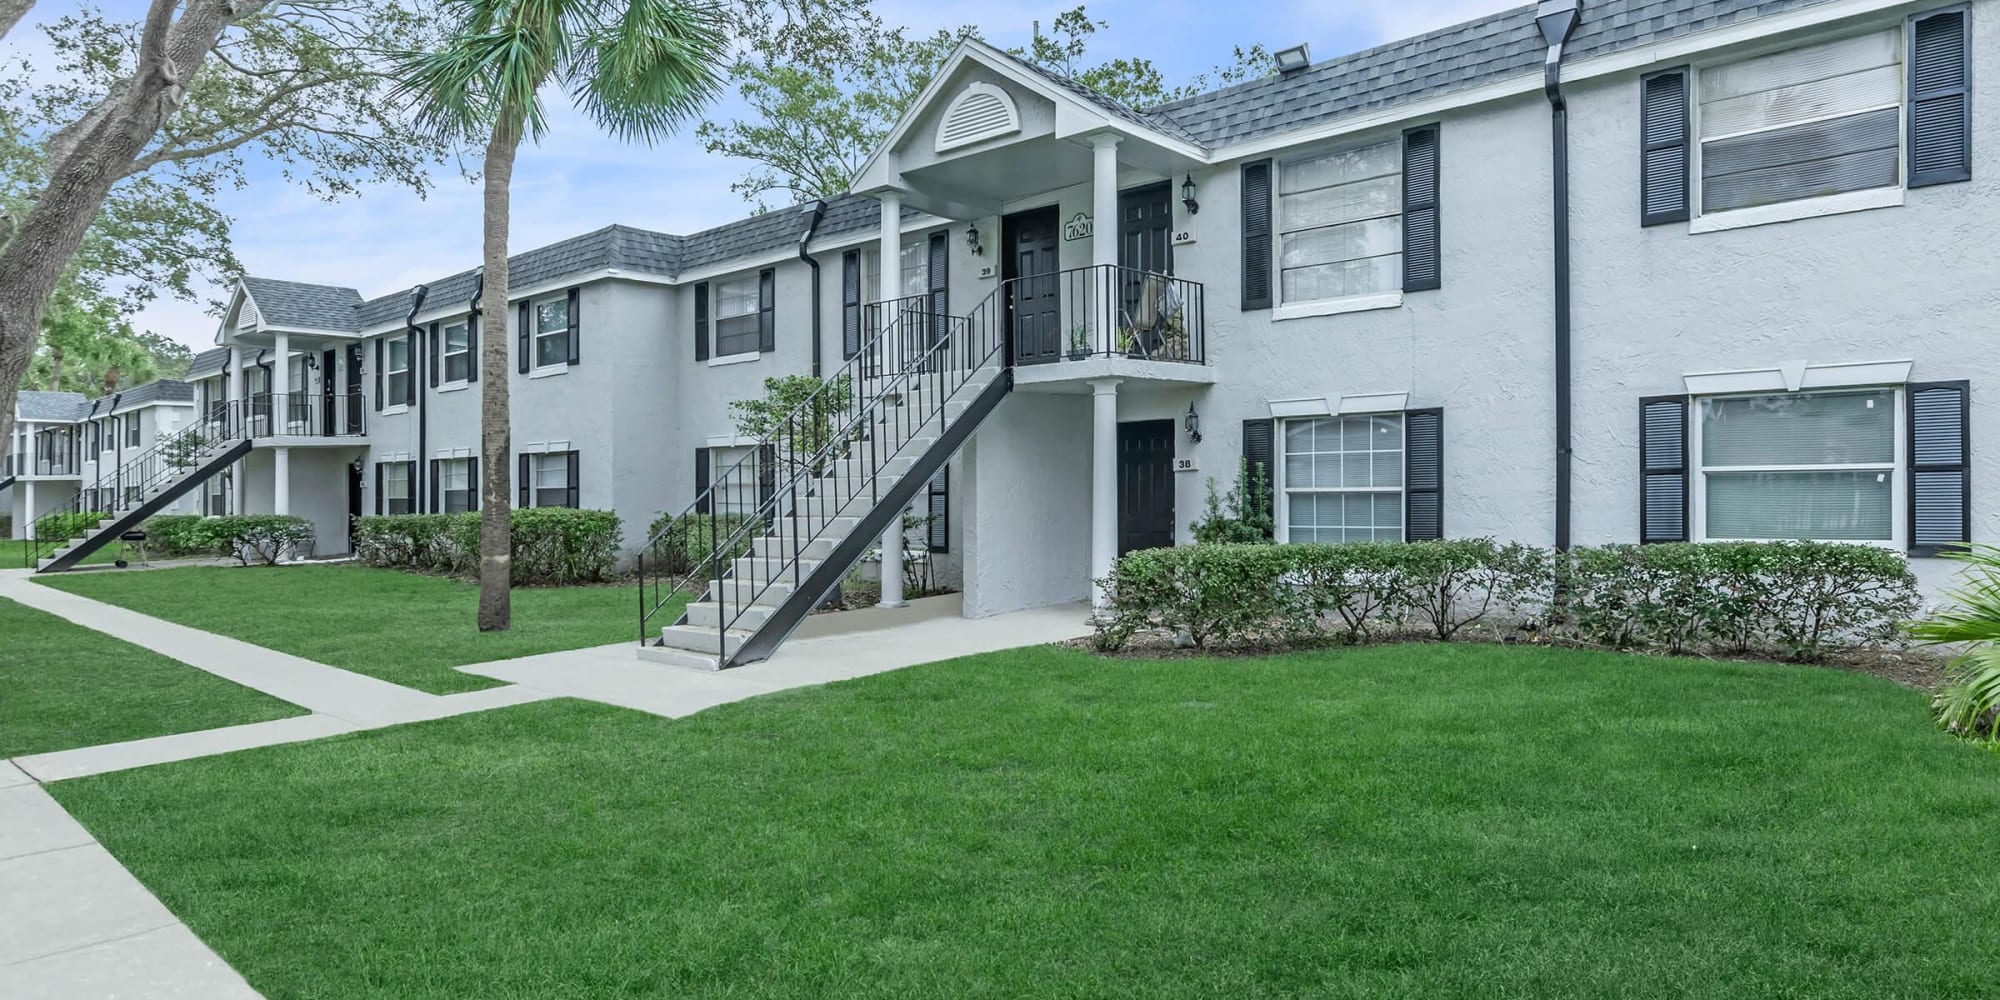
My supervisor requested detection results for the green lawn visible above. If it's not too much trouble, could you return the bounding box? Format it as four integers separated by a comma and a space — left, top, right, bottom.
49, 644, 2000, 998
0, 597, 303, 757
39, 564, 677, 695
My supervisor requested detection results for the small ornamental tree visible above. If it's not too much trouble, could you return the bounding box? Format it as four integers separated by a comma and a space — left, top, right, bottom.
729, 373, 855, 482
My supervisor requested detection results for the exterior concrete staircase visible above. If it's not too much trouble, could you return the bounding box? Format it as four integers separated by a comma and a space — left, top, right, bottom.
638, 364, 1008, 669
25, 431, 249, 573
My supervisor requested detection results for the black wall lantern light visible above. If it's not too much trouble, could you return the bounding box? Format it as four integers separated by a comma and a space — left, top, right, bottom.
1184, 402, 1202, 443
965, 222, 983, 256
1180, 174, 1199, 216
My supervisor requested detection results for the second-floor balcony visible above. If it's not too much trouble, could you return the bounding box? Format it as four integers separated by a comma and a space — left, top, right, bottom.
861, 264, 1209, 389
207, 391, 367, 445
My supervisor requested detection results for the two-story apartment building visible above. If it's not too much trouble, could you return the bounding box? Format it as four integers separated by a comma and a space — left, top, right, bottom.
7, 382, 201, 541
27, 0, 1995, 668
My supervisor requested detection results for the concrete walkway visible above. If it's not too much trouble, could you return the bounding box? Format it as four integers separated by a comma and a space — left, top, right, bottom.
0, 761, 259, 999
462, 598, 1094, 718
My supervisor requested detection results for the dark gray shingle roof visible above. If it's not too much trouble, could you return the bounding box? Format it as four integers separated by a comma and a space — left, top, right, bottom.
83, 380, 195, 418
16, 391, 86, 421
187, 347, 228, 380
1150, 0, 1835, 146
241, 277, 365, 332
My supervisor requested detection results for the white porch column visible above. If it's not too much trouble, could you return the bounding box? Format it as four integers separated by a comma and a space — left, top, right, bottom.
273, 448, 290, 516
227, 346, 245, 513
1090, 378, 1120, 608
876, 189, 906, 608
1090, 134, 1121, 350
22, 481, 35, 540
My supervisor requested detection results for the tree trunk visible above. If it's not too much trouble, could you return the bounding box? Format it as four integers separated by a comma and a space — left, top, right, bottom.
0, 0, 260, 457
0, 0, 36, 43
476, 122, 520, 632
48, 344, 62, 393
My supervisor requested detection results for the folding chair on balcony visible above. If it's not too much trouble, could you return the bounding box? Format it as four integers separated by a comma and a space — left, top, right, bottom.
1118, 273, 1186, 360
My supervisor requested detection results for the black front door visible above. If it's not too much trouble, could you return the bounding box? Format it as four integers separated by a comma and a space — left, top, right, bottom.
1118, 182, 1173, 275
1118, 419, 1176, 555
320, 349, 336, 436
343, 344, 364, 434
1003, 207, 1061, 365
345, 462, 363, 552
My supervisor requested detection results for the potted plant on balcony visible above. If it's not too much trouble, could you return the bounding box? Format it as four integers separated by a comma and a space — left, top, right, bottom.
1068, 325, 1091, 361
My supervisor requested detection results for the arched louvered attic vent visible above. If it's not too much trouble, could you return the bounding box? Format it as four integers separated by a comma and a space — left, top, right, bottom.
935, 83, 1021, 152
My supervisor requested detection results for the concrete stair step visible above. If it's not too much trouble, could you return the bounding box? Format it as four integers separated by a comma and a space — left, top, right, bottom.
684, 601, 777, 630
656, 623, 753, 657
706, 577, 796, 606
635, 644, 722, 671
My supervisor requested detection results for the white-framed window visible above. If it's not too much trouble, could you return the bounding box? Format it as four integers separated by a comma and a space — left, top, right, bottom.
713, 277, 760, 358
385, 336, 410, 406
382, 462, 412, 515
288, 355, 307, 395
1694, 388, 1902, 543
1277, 137, 1403, 306
1695, 29, 1902, 216
899, 241, 927, 298
125, 414, 140, 447
530, 452, 575, 508
709, 445, 762, 518
1277, 413, 1405, 542
439, 457, 473, 513
533, 296, 570, 369
443, 320, 472, 383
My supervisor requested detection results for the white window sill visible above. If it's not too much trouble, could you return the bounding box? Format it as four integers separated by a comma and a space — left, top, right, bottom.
1272, 292, 1403, 322
437, 381, 470, 393
1689, 187, 1903, 235
527, 365, 567, 380
381, 404, 409, 417
708, 351, 760, 367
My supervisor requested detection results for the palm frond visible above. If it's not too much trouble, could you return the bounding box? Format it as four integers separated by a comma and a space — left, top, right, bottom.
569, 0, 729, 144
1909, 543, 2000, 738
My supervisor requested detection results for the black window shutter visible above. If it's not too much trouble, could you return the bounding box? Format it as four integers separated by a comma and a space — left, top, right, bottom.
1402, 125, 1441, 292
565, 450, 580, 509
1909, 7, 1973, 188
757, 269, 776, 354
516, 302, 530, 375
429, 458, 440, 511
517, 453, 530, 508
468, 456, 479, 512
467, 314, 480, 382
756, 443, 776, 527
566, 287, 581, 365
406, 462, 418, 511
1640, 68, 1692, 226
694, 282, 710, 362
1639, 395, 1689, 542
1909, 380, 1971, 554
694, 448, 710, 515
404, 331, 418, 405
1240, 160, 1273, 310
373, 339, 383, 411
1241, 418, 1274, 538
928, 467, 949, 553
841, 250, 862, 360
428, 323, 440, 389
374, 462, 383, 515
927, 231, 949, 346
1404, 408, 1444, 540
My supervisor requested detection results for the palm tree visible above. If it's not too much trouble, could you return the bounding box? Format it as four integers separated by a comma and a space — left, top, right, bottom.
398, 0, 728, 631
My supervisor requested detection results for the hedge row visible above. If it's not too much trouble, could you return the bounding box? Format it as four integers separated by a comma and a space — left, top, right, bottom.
141, 514, 314, 565
1095, 539, 1921, 662
353, 508, 621, 585
641, 512, 762, 578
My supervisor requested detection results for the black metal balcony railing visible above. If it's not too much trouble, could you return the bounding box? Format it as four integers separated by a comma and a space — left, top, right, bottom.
1011, 264, 1206, 367
214, 392, 367, 440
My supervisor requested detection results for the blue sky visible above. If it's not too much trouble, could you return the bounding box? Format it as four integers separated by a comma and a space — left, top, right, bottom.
11, 0, 1511, 350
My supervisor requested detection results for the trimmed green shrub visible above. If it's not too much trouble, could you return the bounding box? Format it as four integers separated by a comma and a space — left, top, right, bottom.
1557, 541, 1919, 661
1097, 538, 1916, 661
205, 515, 316, 566
37, 511, 109, 543
143, 515, 225, 557
355, 508, 621, 585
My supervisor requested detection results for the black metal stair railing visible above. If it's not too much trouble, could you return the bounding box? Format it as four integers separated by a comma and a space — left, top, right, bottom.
1011, 264, 1207, 366
636, 282, 1010, 660
19, 402, 249, 568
